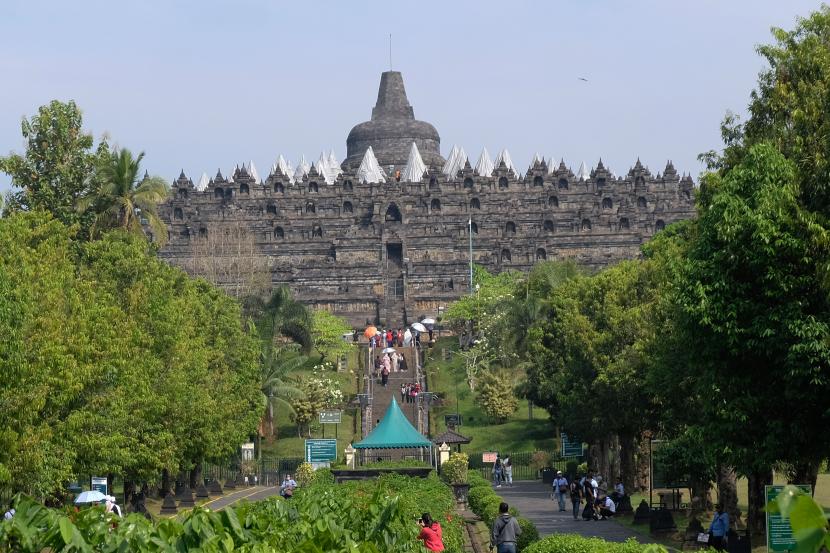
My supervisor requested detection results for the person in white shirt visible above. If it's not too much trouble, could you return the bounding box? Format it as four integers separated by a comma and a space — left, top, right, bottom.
3, 508, 14, 520
280, 474, 297, 498
105, 495, 122, 517
600, 495, 616, 519
552, 471, 569, 512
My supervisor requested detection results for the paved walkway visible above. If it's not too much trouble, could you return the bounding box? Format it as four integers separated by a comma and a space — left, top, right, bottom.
201, 486, 282, 511
496, 481, 643, 543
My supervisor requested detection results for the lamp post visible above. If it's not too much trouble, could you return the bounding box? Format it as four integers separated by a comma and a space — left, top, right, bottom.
437, 305, 444, 339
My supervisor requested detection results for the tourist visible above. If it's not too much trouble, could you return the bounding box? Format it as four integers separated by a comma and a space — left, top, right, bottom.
403, 327, 413, 346
399, 352, 408, 372
568, 477, 582, 520
612, 478, 624, 502
244, 475, 249, 486
552, 471, 568, 512
503, 457, 513, 487
3, 507, 14, 520
413, 382, 421, 402
397, 328, 404, 347
599, 495, 616, 519
105, 495, 122, 517
391, 351, 399, 372
708, 503, 729, 551
417, 512, 444, 551
581, 476, 595, 520
493, 456, 503, 487
414, 330, 421, 347
280, 474, 297, 498
381, 364, 390, 387
490, 502, 521, 553
386, 329, 394, 348
400, 383, 407, 403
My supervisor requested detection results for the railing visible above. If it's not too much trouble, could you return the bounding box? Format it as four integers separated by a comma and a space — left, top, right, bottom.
202, 457, 304, 487
466, 451, 583, 481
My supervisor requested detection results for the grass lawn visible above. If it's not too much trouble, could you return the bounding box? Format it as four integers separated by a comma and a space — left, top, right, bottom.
261, 349, 362, 459
424, 338, 556, 453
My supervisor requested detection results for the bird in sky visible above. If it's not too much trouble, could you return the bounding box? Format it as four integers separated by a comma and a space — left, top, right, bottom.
578, 77, 589, 82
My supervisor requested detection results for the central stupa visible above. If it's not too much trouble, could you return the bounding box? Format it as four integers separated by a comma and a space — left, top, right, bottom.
342, 71, 444, 171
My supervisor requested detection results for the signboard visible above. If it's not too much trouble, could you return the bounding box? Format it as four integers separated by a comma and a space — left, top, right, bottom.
445, 413, 463, 428
240, 442, 255, 461
766, 485, 812, 552
560, 433, 583, 457
305, 439, 338, 463
482, 451, 498, 463
319, 410, 342, 424
91, 476, 108, 495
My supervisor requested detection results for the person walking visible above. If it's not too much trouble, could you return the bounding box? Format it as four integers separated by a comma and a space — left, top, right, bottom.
552, 471, 568, 512
391, 351, 399, 372
490, 502, 522, 553
417, 513, 444, 551
404, 327, 412, 346
581, 475, 595, 520
569, 477, 582, 520
708, 503, 729, 551
503, 457, 513, 487
493, 457, 503, 488
400, 383, 407, 403
399, 352, 408, 372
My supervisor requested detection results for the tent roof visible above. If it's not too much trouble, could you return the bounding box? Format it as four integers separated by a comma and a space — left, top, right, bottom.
353, 398, 432, 449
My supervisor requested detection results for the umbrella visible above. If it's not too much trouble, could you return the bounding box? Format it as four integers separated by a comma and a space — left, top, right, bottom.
363, 325, 378, 339
382, 347, 396, 354
75, 490, 106, 504
411, 322, 427, 332
421, 318, 436, 325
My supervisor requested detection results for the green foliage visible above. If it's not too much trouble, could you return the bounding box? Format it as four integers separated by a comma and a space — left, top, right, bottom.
80, 147, 170, 244
768, 485, 830, 552
517, 517, 540, 551
0, 473, 465, 552
476, 371, 518, 423
311, 309, 353, 362
290, 366, 344, 437
0, 213, 260, 498
0, 100, 107, 232
441, 452, 469, 485
522, 535, 673, 553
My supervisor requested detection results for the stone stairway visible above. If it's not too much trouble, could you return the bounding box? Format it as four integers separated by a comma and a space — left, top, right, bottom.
366, 345, 422, 433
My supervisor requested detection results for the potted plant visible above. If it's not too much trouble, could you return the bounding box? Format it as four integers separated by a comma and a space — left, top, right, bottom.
441, 453, 470, 506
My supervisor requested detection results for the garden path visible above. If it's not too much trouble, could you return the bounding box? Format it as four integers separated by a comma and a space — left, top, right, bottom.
496, 481, 643, 543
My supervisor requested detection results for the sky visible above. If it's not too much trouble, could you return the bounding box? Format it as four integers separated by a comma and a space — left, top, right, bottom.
0, 0, 824, 193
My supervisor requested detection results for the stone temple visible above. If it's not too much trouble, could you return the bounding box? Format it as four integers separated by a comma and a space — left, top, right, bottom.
158, 71, 696, 327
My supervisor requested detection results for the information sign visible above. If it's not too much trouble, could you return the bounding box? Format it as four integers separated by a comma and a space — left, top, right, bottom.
91, 476, 108, 495
766, 485, 812, 552
560, 433, 583, 457
305, 439, 338, 463
482, 451, 498, 463
319, 410, 342, 424
445, 413, 463, 428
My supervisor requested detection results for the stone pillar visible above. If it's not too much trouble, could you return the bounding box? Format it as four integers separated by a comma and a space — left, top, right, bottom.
438, 442, 451, 467
345, 444, 356, 469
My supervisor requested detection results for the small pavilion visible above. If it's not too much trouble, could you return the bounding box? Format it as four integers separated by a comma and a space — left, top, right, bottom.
353, 398, 433, 464
432, 428, 472, 453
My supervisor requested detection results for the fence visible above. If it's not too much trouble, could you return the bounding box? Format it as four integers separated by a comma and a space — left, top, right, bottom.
202, 457, 304, 487
466, 451, 582, 481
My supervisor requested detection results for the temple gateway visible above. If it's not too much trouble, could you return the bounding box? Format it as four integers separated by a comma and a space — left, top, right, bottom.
157, 71, 696, 327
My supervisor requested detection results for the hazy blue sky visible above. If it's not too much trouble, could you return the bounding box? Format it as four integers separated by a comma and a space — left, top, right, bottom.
0, 0, 824, 192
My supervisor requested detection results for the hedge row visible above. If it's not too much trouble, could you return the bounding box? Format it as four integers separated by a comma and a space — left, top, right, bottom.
467, 472, 539, 551
521, 533, 724, 553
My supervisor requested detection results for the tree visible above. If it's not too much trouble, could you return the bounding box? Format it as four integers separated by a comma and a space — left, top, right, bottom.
81, 148, 169, 244
311, 309, 353, 362
0, 100, 107, 232
258, 346, 306, 440
476, 371, 518, 423
670, 143, 830, 533
246, 286, 313, 352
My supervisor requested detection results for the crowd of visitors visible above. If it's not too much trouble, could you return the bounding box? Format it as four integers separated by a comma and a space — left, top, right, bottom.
490, 455, 513, 488
400, 382, 421, 403
550, 471, 623, 521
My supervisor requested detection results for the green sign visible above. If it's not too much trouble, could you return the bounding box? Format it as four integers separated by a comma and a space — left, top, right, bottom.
766, 484, 812, 552
91, 476, 107, 495
319, 410, 342, 424
560, 433, 583, 457
305, 439, 337, 463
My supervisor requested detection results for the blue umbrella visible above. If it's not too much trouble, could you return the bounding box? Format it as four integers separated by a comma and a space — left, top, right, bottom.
74, 490, 106, 504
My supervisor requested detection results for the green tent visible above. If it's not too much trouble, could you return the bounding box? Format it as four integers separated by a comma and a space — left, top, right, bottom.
354, 398, 432, 449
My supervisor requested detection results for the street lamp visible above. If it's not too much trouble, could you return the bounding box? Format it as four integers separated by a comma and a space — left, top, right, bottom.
437, 306, 445, 339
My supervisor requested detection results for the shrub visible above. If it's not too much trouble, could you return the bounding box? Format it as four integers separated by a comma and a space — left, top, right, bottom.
522, 535, 678, 553
530, 451, 552, 470
467, 485, 497, 514
476, 370, 519, 422
516, 517, 539, 551
441, 452, 469, 484
480, 496, 503, 525
295, 462, 315, 486
468, 472, 490, 489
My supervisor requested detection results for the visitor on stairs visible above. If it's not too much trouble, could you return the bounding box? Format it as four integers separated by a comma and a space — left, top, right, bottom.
552, 471, 568, 512
404, 328, 412, 346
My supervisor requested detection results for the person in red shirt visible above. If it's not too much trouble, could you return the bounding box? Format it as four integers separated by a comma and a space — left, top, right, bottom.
417, 513, 444, 551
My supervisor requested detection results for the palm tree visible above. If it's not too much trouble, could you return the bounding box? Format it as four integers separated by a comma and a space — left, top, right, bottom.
82, 147, 169, 244
244, 286, 313, 352
259, 345, 306, 441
